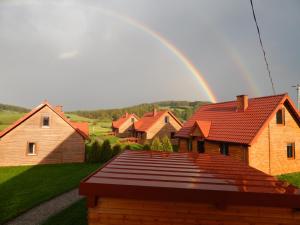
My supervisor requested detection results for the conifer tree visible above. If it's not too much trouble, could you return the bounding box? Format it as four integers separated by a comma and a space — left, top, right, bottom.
150, 137, 163, 151
161, 136, 173, 152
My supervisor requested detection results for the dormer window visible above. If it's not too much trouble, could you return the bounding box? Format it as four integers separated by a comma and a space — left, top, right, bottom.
164, 116, 169, 124
276, 109, 285, 125
42, 116, 50, 127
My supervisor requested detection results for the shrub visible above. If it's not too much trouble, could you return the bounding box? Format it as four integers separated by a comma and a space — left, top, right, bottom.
112, 144, 122, 157
124, 144, 131, 150
100, 140, 112, 163
150, 137, 163, 151
143, 144, 151, 150
86, 140, 101, 163
161, 136, 173, 152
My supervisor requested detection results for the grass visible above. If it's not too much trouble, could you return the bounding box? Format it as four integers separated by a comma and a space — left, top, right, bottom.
278, 172, 300, 188
42, 198, 87, 225
0, 163, 100, 224
0, 110, 25, 131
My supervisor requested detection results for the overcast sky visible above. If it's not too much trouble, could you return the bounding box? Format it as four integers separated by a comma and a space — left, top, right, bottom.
0, 0, 299, 110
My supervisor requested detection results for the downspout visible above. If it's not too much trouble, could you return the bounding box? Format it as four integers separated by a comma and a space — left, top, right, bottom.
268, 123, 271, 174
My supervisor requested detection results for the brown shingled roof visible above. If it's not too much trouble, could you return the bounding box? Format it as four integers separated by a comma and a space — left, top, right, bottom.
79, 150, 300, 208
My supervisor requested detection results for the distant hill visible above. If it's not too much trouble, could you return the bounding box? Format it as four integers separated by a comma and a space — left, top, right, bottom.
69, 100, 211, 122
0, 103, 29, 113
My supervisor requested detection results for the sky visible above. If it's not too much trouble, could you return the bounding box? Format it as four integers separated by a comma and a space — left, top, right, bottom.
0, 0, 299, 110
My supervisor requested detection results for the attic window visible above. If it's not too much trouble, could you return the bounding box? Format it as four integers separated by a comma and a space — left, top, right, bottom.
28, 143, 36, 155
276, 109, 285, 125
164, 116, 169, 124
287, 143, 295, 159
42, 116, 50, 127
131, 118, 135, 123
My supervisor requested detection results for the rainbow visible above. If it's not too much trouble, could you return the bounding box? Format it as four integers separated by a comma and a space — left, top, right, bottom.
91, 7, 217, 103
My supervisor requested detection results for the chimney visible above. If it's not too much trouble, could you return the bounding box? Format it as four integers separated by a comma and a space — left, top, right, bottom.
236, 95, 248, 111
55, 105, 63, 114
153, 108, 157, 116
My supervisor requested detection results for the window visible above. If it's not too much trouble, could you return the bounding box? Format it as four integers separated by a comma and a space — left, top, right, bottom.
170, 132, 175, 139
187, 139, 193, 152
28, 143, 36, 155
131, 118, 135, 123
287, 143, 295, 159
220, 143, 229, 156
164, 116, 169, 124
276, 109, 285, 125
197, 141, 205, 153
42, 116, 50, 127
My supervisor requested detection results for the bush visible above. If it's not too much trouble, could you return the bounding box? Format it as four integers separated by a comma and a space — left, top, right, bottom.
112, 144, 122, 157
100, 140, 112, 163
143, 144, 151, 150
150, 137, 163, 151
161, 136, 173, 152
124, 144, 131, 150
86, 140, 101, 163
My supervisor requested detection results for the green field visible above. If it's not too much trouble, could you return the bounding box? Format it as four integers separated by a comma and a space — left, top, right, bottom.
0, 163, 100, 224
0, 111, 25, 131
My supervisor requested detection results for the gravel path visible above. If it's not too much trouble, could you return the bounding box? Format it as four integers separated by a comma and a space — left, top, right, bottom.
4, 188, 83, 225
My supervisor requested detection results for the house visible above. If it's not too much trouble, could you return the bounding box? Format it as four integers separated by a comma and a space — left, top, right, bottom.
176, 94, 300, 175
80, 150, 300, 225
132, 109, 182, 144
0, 101, 89, 166
111, 113, 139, 137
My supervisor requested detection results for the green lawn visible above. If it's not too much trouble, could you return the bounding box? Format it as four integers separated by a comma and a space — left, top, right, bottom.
0, 110, 25, 131
0, 163, 100, 224
278, 172, 300, 188
42, 198, 87, 225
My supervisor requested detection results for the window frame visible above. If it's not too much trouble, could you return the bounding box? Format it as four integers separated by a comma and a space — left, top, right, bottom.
27, 142, 37, 156
164, 116, 169, 124
287, 143, 295, 159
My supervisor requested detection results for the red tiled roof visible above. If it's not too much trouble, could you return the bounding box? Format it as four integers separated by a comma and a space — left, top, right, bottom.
112, 113, 139, 129
71, 122, 89, 138
80, 150, 300, 208
192, 120, 211, 137
0, 101, 88, 139
134, 110, 182, 132
176, 94, 300, 145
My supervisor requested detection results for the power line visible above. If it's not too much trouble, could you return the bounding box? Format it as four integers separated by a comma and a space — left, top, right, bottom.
250, 0, 276, 95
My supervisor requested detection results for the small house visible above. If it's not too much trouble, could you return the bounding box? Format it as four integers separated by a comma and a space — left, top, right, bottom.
111, 113, 139, 137
0, 101, 89, 166
132, 109, 182, 144
176, 94, 300, 175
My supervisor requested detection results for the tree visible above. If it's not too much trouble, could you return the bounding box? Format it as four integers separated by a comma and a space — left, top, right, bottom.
150, 137, 163, 151
112, 144, 122, 157
100, 139, 112, 163
161, 136, 173, 152
143, 141, 151, 150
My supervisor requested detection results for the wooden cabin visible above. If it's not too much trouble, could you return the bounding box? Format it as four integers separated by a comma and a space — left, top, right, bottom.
80, 150, 300, 225
132, 109, 182, 144
0, 101, 89, 166
176, 94, 300, 175
111, 113, 139, 138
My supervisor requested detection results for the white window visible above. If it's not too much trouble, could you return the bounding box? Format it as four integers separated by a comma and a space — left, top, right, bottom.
42, 116, 50, 127
28, 143, 36, 155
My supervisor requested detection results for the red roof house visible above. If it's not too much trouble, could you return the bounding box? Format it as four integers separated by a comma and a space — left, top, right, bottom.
176, 94, 300, 175
133, 108, 182, 143
80, 150, 300, 225
111, 113, 139, 137
0, 101, 88, 166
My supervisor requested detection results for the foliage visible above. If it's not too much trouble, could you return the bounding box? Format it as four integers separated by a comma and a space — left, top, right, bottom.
278, 172, 300, 188
42, 199, 87, 225
86, 141, 101, 163
124, 144, 131, 150
150, 137, 163, 151
69, 100, 210, 122
143, 141, 151, 150
0, 103, 29, 113
112, 144, 122, 157
0, 163, 100, 224
161, 136, 173, 152
100, 140, 112, 163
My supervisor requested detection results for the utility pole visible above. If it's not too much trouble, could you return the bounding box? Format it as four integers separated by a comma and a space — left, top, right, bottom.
292, 84, 300, 111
